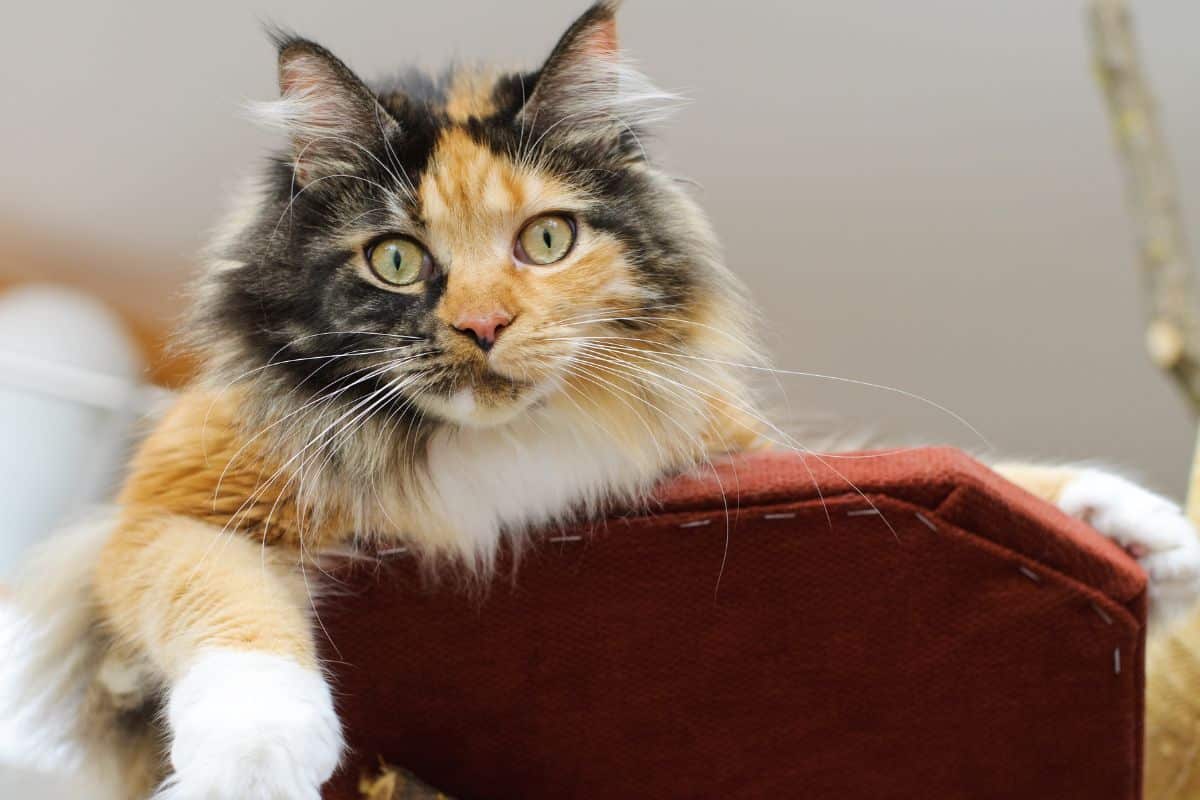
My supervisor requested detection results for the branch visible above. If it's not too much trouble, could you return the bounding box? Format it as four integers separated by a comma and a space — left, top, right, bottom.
1089, 9, 1200, 797
1087, 0, 1200, 413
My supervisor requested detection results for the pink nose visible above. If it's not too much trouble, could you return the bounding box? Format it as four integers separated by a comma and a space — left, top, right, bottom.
453, 310, 513, 352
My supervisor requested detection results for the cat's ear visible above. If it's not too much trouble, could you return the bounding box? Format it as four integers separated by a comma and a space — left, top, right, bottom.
254, 35, 399, 185
520, 1, 677, 141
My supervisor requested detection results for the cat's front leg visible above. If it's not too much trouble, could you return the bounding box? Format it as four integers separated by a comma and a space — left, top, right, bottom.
995, 463, 1200, 624
95, 515, 343, 799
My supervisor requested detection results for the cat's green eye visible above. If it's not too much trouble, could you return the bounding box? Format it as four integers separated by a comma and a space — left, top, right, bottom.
365, 236, 433, 286
515, 214, 576, 266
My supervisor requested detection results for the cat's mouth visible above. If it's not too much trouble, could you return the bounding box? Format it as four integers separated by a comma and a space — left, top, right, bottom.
400, 325, 575, 427
412, 359, 549, 428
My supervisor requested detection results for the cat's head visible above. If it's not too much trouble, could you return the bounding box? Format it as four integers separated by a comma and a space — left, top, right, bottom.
194, 1, 755, 439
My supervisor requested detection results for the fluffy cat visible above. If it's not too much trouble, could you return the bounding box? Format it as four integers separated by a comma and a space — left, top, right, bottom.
1, 3, 1198, 799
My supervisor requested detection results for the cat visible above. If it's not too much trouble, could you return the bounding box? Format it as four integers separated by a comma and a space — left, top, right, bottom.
1, 2, 1198, 799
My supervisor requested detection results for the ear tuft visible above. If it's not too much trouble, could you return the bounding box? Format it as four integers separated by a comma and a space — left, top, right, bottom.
521, 1, 679, 146
250, 33, 399, 185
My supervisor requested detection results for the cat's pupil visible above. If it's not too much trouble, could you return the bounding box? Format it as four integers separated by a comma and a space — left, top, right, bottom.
392, 249, 403, 267
542, 229, 552, 249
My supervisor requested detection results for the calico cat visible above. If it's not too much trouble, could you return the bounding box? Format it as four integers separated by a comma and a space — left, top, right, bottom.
1, 3, 1198, 799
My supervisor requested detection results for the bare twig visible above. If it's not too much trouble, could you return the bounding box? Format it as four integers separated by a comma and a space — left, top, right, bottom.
1087, 0, 1200, 531
1088, 0, 1200, 412
1088, 10, 1200, 797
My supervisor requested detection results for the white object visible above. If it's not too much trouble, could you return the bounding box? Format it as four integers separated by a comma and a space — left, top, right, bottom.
0, 285, 158, 576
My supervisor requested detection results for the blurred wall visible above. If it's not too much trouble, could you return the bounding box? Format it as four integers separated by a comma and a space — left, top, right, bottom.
1, 1, 1197, 492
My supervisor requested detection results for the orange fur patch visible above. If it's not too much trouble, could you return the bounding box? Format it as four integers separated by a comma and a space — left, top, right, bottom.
992, 464, 1079, 504
443, 67, 500, 122
117, 392, 322, 548
94, 511, 317, 672
94, 391, 346, 672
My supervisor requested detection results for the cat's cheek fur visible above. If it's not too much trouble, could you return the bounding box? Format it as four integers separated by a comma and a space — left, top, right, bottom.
159, 649, 343, 800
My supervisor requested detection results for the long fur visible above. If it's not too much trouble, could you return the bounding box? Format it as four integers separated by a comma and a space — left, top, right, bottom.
1, 4, 764, 796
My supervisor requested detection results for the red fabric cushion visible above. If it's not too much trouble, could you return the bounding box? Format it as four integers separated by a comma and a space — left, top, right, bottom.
320, 448, 1146, 799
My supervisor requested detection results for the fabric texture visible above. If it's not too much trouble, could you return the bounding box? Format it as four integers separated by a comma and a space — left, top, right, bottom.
319, 448, 1146, 800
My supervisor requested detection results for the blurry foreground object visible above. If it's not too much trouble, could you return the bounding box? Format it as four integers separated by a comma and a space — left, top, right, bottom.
0, 285, 163, 576
359, 764, 449, 800
1089, 1, 1200, 796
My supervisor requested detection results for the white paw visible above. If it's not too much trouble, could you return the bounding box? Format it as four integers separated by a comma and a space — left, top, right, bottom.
1059, 470, 1200, 624
158, 650, 343, 800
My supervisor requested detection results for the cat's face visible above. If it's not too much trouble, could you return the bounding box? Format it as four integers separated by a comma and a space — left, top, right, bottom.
406, 126, 651, 425
198, 2, 745, 433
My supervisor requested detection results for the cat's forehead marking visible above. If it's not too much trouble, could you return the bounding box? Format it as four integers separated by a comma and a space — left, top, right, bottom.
415, 127, 634, 330
443, 67, 500, 122
419, 127, 561, 237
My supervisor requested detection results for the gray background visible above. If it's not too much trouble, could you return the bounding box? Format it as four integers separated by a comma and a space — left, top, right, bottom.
2, 0, 1197, 493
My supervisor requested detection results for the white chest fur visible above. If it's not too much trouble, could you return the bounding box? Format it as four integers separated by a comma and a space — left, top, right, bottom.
412, 395, 688, 566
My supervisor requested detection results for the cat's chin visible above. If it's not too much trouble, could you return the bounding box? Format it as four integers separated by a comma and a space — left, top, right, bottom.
424, 389, 527, 427
418, 365, 564, 429
417, 382, 553, 429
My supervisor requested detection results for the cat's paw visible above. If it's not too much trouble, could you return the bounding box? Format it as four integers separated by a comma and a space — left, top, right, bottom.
158, 650, 343, 800
1059, 470, 1200, 623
